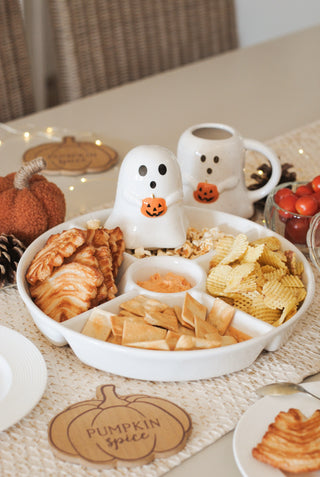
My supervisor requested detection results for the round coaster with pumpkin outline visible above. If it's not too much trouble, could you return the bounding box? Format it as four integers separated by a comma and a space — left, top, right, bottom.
48, 384, 192, 468
23, 136, 118, 175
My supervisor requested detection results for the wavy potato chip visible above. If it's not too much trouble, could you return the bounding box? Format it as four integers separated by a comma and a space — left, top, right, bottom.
242, 243, 265, 263
260, 247, 287, 269
253, 304, 282, 324
262, 280, 296, 309
231, 294, 253, 314
210, 235, 235, 267
206, 233, 306, 326
221, 233, 248, 265
281, 275, 304, 288
250, 236, 281, 251
207, 264, 233, 295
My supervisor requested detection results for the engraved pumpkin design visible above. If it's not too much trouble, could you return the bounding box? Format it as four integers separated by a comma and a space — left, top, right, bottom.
49, 399, 101, 457
23, 136, 118, 174
141, 195, 167, 218
193, 181, 219, 203
48, 384, 192, 468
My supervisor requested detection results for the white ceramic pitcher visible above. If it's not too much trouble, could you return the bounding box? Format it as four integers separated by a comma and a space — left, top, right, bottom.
177, 123, 281, 218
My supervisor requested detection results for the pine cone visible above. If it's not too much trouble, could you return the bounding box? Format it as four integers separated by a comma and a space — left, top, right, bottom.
248, 162, 297, 208
0, 234, 26, 288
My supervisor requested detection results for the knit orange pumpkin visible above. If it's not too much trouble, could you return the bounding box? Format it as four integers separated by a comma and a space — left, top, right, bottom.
0, 158, 66, 245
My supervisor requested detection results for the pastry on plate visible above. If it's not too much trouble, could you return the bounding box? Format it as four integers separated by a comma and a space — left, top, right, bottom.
252, 407, 320, 473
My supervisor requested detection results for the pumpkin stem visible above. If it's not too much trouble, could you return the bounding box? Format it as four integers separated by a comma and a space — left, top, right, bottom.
14, 157, 47, 190
62, 136, 76, 144
98, 384, 125, 409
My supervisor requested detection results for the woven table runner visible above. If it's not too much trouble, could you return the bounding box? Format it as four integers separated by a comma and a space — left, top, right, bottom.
1, 120, 320, 477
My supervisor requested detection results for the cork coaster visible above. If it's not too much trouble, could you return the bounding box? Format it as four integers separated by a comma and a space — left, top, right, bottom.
48, 384, 192, 469
23, 136, 118, 175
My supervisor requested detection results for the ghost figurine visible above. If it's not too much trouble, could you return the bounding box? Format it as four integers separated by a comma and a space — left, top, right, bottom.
105, 145, 188, 249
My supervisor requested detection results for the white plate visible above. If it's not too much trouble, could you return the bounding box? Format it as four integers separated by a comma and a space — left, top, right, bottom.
16, 206, 315, 381
0, 325, 47, 431
233, 381, 320, 477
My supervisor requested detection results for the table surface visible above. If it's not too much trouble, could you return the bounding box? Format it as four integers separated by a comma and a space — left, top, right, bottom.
3, 25, 320, 477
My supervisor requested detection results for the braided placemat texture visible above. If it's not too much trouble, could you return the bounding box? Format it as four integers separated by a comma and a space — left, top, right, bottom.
1, 119, 320, 477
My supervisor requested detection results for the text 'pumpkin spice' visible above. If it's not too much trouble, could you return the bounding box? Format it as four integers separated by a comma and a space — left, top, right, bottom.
48, 384, 192, 468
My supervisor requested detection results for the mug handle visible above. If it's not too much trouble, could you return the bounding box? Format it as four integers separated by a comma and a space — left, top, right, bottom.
243, 138, 282, 202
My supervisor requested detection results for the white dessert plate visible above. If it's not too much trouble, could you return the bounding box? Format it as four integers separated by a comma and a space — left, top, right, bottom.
233, 381, 320, 477
16, 206, 315, 381
0, 325, 47, 431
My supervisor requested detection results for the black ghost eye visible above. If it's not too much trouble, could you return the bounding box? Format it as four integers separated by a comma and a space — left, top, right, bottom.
138, 165, 147, 176
200, 155, 206, 162
207, 168, 212, 174
158, 164, 167, 175
213, 156, 219, 163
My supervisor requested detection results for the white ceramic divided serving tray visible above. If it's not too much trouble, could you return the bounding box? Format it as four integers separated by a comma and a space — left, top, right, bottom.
17, 206, 315, 382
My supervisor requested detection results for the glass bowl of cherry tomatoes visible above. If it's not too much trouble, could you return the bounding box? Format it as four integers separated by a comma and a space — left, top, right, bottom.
264, 177, 320, 255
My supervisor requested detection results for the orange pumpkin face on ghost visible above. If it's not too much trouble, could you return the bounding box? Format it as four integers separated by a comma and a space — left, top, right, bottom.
193, 182, 219, 203
141, 195, 167, 218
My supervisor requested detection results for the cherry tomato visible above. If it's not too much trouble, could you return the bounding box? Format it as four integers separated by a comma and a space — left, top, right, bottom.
313, 190, 320, 207
295, 184, 314, 197
274, 187, 294, 205
312, 175, 320, 192
285, 217, 310, 244
295, 195, 318, 216
277, 195, 297, 222
278, 194, 297, 211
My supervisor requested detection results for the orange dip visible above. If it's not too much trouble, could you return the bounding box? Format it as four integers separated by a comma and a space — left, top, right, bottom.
137, 272, 192, 293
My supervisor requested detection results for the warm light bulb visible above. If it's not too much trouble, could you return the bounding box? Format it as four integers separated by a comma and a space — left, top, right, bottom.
69, 186, 75, 191
298, 148, 304, 154
46, 127, 54, 134
95, 139, 102, 146
23, 131, 30, 140
80, 177, 87, 183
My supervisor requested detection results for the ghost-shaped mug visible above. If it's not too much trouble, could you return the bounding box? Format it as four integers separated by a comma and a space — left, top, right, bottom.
105, 145, 188, 249
177, 123, 281, 218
